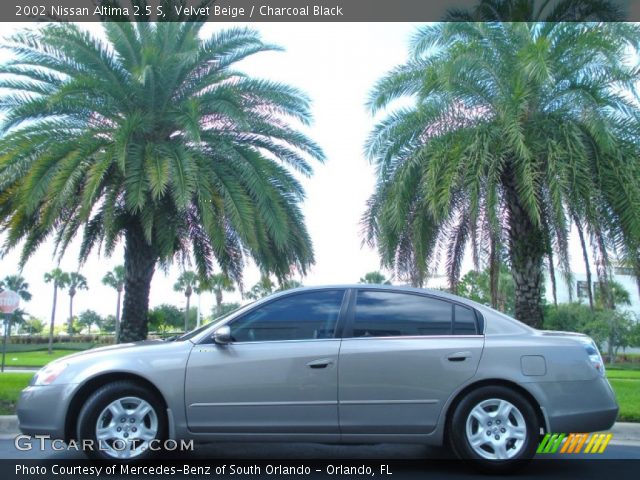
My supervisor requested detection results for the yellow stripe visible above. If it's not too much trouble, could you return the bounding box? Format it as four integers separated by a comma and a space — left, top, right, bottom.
597, 433, 613, 453
584, 434, 598, 453
589, 434, 605, 453
573, 433, 589, 453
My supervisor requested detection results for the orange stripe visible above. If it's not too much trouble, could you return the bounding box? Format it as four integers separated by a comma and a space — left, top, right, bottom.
573, 433, 589, 453
560, 434, 575, 453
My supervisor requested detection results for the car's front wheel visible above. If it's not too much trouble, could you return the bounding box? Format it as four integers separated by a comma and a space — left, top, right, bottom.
76, 381, 167, 460
448, 385, 540, 472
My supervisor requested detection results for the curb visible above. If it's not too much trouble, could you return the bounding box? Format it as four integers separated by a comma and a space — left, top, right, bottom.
0, 416, 18, 435
1, 415, 639, 439
610, 422, 640, 441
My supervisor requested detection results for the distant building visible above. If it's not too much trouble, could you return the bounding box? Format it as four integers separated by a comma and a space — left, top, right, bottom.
543, 265, 639, 316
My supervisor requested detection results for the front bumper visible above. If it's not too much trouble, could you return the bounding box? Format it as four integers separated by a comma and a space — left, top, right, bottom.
17, 384, 77, 438
528, 376, 618, 433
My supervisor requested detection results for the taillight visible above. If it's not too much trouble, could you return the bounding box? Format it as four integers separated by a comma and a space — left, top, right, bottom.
579, 337, 606, 377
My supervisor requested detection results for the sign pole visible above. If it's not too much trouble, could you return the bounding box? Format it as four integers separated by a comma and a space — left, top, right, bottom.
1, 313, 9, 373
0, 289, 20, 373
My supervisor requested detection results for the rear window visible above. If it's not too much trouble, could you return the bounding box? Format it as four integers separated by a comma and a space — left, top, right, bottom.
352, 290, 452, 337
454, 305, 478, 335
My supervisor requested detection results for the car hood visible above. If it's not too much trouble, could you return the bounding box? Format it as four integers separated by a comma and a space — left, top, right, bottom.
49, 339, 180, 365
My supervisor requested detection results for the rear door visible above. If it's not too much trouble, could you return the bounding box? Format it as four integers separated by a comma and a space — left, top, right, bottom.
338, 289, 484, 434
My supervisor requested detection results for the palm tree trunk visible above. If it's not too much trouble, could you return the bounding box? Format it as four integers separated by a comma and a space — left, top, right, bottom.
548, 253, 558, 306
48, 285, 57, 355
68, 293, 74, 334
184, 294, 191, 332
120, 224, 157, 343
115, 289, 122, 343
504, 171, 545, 328
215, 290, 223, 317
576, 220, 594, 310
489, 238, 499, 309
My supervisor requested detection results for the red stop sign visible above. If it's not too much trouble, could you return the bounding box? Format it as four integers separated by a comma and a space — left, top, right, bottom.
0, 290, 20, 314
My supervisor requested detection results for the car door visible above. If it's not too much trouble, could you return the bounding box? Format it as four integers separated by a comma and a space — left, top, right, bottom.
338, 289, 484, 435
185, 289, 347, 436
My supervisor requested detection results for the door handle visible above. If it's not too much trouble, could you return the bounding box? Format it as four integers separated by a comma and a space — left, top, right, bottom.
447, 351, 472, 362
306, 358, 333, 369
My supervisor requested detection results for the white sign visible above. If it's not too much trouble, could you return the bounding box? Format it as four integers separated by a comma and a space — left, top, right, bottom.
0, 290, 20, 314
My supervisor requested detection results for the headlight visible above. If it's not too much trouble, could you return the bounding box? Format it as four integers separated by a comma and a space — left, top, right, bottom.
32, 362, 68, 385
578, 337, 605, 377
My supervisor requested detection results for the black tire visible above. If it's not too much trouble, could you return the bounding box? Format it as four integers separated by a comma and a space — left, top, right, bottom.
448, 385, 540, 473
76, 380, 167, 461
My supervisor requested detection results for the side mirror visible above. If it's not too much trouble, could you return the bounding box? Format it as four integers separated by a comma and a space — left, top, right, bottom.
212, 325, 232, 345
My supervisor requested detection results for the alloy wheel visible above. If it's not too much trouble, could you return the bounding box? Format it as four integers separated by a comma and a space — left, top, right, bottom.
94, 396, 159, 459
464, 398, 527, 460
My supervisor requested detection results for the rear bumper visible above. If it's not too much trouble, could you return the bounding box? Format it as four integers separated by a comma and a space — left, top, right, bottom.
527, 377, 618, 433
17, 384, 76, 439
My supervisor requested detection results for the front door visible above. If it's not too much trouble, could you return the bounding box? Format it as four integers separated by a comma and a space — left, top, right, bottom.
185, 289, 346, 435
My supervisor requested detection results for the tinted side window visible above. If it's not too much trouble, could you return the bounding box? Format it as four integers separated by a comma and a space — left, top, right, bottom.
454, 305, 478, 335
229, 290, 344, 342
352, 291, 452, 337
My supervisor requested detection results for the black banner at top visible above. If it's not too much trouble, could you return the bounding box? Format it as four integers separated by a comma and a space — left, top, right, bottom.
3, 0, 640, 22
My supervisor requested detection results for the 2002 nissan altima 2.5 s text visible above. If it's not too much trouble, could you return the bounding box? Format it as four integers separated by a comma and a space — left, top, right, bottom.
17, 285, 618, 471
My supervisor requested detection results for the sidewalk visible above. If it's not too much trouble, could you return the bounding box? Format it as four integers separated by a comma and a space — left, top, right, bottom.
1, 415, 639, 440
0, 367, 39, 373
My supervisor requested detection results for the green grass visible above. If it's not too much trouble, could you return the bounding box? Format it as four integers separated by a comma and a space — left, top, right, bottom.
606, 369, 640, 380
1, 350, 78, 367
0, 373, 34, 415
3, 343, 96, 353
609, 378, 640, 422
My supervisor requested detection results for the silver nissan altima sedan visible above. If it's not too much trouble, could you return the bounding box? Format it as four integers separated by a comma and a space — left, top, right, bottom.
17, 285, 618, 470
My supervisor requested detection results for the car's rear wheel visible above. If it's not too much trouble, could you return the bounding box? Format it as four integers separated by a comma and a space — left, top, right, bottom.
448, 385, 540, 472
76, 381, 167, 460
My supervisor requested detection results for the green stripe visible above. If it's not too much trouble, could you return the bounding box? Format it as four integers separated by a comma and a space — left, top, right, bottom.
543, 434, 558, 453
537, 433, 552, 454
548, 434, 566, 453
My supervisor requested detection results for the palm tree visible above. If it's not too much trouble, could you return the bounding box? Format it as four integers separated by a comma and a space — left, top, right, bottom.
0, 275, 32, 302
245, 275, 276, 301
43, 269, 69, 354
359, 271, 392, 285
443, 0, 625, 22
278, 278, 303, 291
244, 275, 302, 300
0, 274, 32, 336
102, 265, 125, 342
199, 273, 235, 318
0, 21, 323, 342
364, 22, 640, 328
174, 271, 199, 332
66, 272, 88, 334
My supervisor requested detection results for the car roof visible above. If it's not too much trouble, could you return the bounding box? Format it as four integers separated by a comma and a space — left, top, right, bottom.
271, 284, 481, 305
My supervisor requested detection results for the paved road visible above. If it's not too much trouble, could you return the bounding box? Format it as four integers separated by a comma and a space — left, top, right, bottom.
0, 435, 636, 460
1, 437, 639, 480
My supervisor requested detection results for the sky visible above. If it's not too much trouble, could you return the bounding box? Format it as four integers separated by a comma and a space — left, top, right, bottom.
0, 22, 424, 324
0, 22, 630, 325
